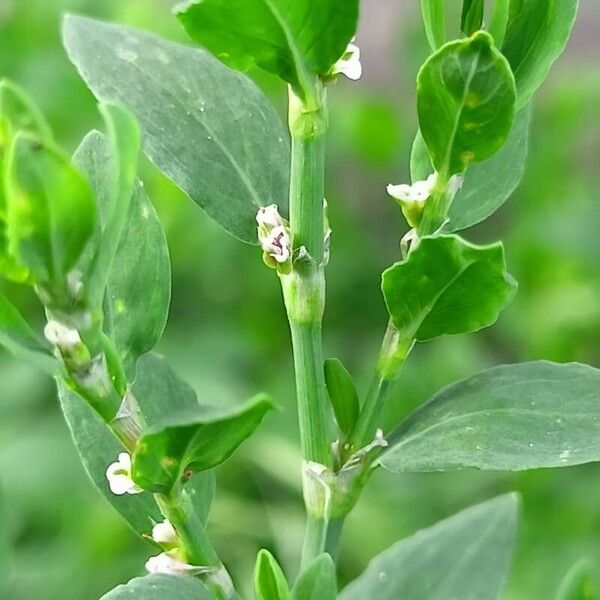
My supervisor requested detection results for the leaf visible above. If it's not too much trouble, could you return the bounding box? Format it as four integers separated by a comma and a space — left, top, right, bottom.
0, 79, 53, 141
255, 549, 291, 600
340, 494, 518, 600
100, 574, 216, 600
4, 133, 96, 305
380, 362, 600, 473
417, 31, 516, 177
0, 291, 57, 374
132, 393, 274, 493
63, 15, 289, 244
488, 0, 510, 48
85, 104, 141, 307
420, 0, 446, 51
556, 560, 596, 600
324, 358, 359, 436
461, 0, 484, 36
73, 131, 170, 376
381, 235, 516, 356
502, 0, 579, 109
410, 105, 532, 232
58, 353, 216, 537
292, 554, 336, 600
0, 80, 53, 283
175, 0, 359, 104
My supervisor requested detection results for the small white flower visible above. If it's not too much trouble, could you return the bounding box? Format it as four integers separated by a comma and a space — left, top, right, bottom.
105, 452, 142, 495
261, 225, 291, 264
44, 320, 81, 350
145, 552, 206, 576
256, 204, 285, 228
152, 519, 178, 545
387, 173, 437, 204
333, 39, 362, 81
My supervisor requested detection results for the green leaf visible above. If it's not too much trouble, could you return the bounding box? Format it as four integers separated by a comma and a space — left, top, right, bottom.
85, 104, 141, 307
0, 291, 57, 373
0, 80, 53, 284
0, 79, 53, 141
420, 0, 446, 51
4, 133, 96, 305
340, 494, 518, 600
461, 0, 484, 36
292, 554, 336, 600
411, 105, 532, 231
175, 0, 359, 104
132, 393, 274, 493
324, 358, 359, 436
255, 549, 291, 600
100, 574, 216, 600
488, 0, 510, 48
62, 15, 289, 244
417, 31, 516, 177
502, 0, 579, 109
380, 362, 600, 473
556, 560, 596, 600
381, 235, 516, 356
58, 353, 216, 537
73, 131, 170, 376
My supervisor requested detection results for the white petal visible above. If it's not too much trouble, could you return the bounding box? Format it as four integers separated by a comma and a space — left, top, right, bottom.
107, 472, 136, 495
256, 204, 283, 228
333, 43, 362, 81
387, 183, 413, 200
118, 452, 132, 469
152, 520, 178, 545
44, 320, 81, 349
145, 553, 198, 575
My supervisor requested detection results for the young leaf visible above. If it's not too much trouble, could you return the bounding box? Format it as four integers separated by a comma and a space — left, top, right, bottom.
461, 0, 484, 36
417, 31, 516, 177
381, 235, 516, 356
0, 291, 57, 374
58, 353, 216, 537
0, 79, 53, 141
132, 394, 274, 493
502, 0, 579, 109
73, 131, 170, 377
175, 0, 360, 104
62, 15, 289, 244
100, 574, 216, 600
292, 554, 336, 600
380, 362, 600, 473
420, 0, 446, 51
488, 0, 510, 48
340, 494, 518, 600
556, 560, 596, 600
255, 549, 291, 600
85, 104, 141, 307
324, 358, 359, 436
411, 105, 532, 232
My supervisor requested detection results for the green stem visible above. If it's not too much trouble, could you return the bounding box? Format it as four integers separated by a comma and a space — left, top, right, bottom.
301, 514, 329, 569
347, 321, 405, 452
283, 85, 334, 568
324, 517, 345, 560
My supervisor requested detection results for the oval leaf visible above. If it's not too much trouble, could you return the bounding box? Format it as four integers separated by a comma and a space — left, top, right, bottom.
411, 105, 532, 231
132, 393, 274, 493
5, 134, 96, 304
417, 31, 516, 177
255, 549, 291, 600
73, 131, 170, 376
0, 291, 57, 374
101, 574, 215, 600
175, 0, 359, 103
340, 494, 518, 600
62, 15, 289, 244
382, 235, 516, 356
502, 0, 579, 109
292, 554, 336, 600
381, 362, 600, 473
324, 358, 359, 436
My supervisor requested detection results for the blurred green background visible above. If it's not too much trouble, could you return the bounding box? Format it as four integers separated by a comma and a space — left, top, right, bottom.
1, 1, 599, 598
